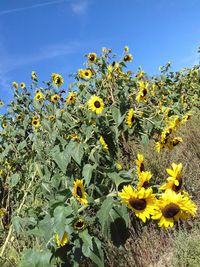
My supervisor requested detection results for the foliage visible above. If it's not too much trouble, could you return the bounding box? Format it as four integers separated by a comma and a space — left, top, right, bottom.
0, 47, 199, 266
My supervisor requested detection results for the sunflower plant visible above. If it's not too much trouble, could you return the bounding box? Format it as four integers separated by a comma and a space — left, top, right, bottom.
0, 47, 199, 266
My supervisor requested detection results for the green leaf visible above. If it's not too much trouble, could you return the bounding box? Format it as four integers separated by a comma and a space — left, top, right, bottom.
17, 140, 27, 151
51, 145, 71, 173
8, 173, 20, 187
12, 216, 22, 234
97, 197, 114, 237
82, 164, 94, 185
108, 172, 124, 187
54, 206, 72, 236
20, 249, 51, 267
71, 142, 84, 165
111, 107, 124, 126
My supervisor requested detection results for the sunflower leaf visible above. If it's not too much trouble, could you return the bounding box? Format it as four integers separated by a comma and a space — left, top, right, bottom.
82, 164, 95, 186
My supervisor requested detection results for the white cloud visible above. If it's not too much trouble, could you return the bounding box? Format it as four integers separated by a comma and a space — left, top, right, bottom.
71, 0, 89, 15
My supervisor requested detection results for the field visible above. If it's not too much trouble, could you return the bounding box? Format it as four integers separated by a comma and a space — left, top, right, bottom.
0, 48, 199, 266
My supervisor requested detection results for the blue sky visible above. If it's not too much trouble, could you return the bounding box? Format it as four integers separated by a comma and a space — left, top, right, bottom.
0, 0, 199, 104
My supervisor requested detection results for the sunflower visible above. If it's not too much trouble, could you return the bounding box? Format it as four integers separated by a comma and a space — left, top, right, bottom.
181, 112, 192, 124
0, 100, 4, 107
102, 47, 107, 53
99, 136, 108, 151
49, 115, 56, 121
136, 70, 145, 80
123, 54, 133, 62
172, 137, 183, 147
88, 52, 97, 63
136, 81, 149, 102
66, 92, 76, 104
73, 179, 88, 205
52, 73, 64, 87
124, 45, 129, 53
20, 82, 26, 89
55, 231, 69, 247
51, 94, 60, 103
137, 171, 152, 189
73, 218, 87, 231
32, 118, 40, 127
82, 69, 92, 79
34, 91, 43, 101
87, 95, 104, 114
31, 71, 37, 81
12, 81, 18, 89
2, 122, 8, 129
115, 162, 123, 171
118, 186, 156, 223
136, 153, 145, 174
126, 108, 135, 128
16, 114, 23, 122
152, 189, 197, 228
160, 163, 183, 192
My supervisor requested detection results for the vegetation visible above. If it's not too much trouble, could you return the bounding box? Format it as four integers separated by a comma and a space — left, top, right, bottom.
0, 47, 199, 266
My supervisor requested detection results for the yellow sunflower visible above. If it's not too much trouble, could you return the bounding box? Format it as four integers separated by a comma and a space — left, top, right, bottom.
135, 153, 145, 174
126, 108, 135, 128
152, 189, 197, 228
0, 100, 4, 107
102, 47, 107, 53
99, 136, 108, 151
31, 71, 37, 81
12, 81, 18, 89
123, 54, 133, 62
137, 171, 152, 189
16, 114, 23, 122
136, 81, 149, 102
160, 163, 183, 192
136, 70, 145, 80
73, 179, 88, 205
66, 92, 76, 104
2, 122, 8, 129
51, 94, 60, 103
115, 162, 123, 171
34, 91, 43, 101
55, 231, 69, 247
78, 69, 92, 80
32, 118, 40, 127
20, 82, 26, 89
52, 73, 64, 87
88, 52, 97, 63
124, 45, 129, 53
49, 115, 56, 121
87, 95, 104, 114
118, 186, 156, 223
73, 218, 87, 231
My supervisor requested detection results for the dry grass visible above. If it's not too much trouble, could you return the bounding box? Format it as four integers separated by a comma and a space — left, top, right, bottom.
104, 112, 200, 267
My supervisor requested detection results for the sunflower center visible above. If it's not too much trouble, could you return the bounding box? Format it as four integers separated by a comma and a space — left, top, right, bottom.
33, 120, 38, 125
94, 101, 101, 108
142, 181, 149, 189
56, 77, 61, 84
172, 178, 182, 192
131, 115, 135, 123
54, 96, 58, 101
140, 163, 145, 172
89, 55, 95, 61
129, 198, 147, 210
162, 203, 180, 218
124, 55, 130, 62
76, 187, 82, 198
85, 71, 89, 76
142, 89, 147, 97
75, 220, 84, 229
